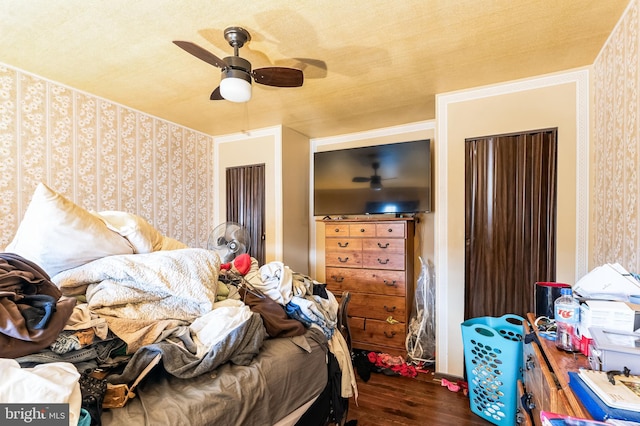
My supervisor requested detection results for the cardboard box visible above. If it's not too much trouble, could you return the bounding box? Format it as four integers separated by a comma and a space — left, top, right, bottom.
579, 301, 640, 340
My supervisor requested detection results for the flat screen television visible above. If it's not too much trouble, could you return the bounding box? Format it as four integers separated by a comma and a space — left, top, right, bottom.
313, 139, 431, 216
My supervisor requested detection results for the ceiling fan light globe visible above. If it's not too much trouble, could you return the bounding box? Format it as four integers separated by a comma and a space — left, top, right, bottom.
220, 76, 252, 102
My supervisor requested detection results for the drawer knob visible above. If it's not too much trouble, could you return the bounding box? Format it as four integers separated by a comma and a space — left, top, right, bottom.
337, 242, 349, 248
377, 242, 389, 249
334, 228, 340, 233
525, 392, 535, 410
337, 256, 349, 263
384, 331, 397, 338
525, 354, 535, 371
377, 258, 390, 265
387, 228, 393, 233
360, 228, 365, 233
384, 305, 396, 312
383, 280, 397, 287
331, 275, 344, 283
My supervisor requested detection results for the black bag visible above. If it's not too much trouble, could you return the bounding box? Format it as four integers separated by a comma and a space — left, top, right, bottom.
79, 372, 107, 426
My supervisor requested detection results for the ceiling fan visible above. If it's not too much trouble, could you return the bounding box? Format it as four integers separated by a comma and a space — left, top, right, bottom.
352, 162, 393, 190
173, 26, 304, 103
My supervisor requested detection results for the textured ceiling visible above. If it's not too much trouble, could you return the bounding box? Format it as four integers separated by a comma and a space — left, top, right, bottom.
0, 1, 630, 139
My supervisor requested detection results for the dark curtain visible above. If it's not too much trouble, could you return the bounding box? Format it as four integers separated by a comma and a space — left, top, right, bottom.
226, 164, 265, 265
464, 129, 557, 319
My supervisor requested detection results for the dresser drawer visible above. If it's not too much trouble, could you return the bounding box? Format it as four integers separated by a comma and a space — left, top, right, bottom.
521, 314, 595, 421
326, 223, 350, 237
325, 250, 362, 268
523, 339, 547, 424
362, 252, 405, 270
325, 267, 406, 296
349, 223, 376, 237
375, 222, 405, 237
325, 238, 363, 251
517, 380, 534, 426
362, 238, 405, 254
352, 318, 406, 349
350, 294, 406, 322
523, 338, 568, 417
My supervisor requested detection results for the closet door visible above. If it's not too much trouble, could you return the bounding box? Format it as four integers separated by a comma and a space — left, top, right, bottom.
226, 164, 265, 265
464, 129, 557, 319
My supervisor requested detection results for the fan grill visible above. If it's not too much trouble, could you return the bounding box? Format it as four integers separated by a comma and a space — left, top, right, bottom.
207, 221, 250, 263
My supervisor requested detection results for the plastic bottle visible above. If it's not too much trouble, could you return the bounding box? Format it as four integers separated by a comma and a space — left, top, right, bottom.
554, 287, 580, 352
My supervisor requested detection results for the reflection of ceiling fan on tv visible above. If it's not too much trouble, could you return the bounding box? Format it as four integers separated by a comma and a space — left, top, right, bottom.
352, 162, 394, 190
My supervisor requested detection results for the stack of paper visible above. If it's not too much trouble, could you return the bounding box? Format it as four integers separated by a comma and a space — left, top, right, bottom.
573, 263, 640, 301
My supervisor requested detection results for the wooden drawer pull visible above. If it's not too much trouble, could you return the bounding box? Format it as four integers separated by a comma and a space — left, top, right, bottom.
377, 258, 390, 264
337, 242, 349, 248
387, 228, 393, 233
384, 331, 397, 338
331, 275, 344, 283
359, 228, 365, 233
337, 256, 349, 263
384, 305, 396, 312
377, 242, 389, 249
383, 280, 397, 287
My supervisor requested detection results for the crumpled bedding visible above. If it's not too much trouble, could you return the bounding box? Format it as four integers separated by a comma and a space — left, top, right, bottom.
102, 328, 328, 426
5, 242, 337, 425
52, 248, 219, 322
108, 309, 266, 382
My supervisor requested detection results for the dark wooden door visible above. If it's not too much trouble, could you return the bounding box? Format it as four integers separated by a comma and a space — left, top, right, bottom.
464, 129, 557, 319
226, 164, 265, 265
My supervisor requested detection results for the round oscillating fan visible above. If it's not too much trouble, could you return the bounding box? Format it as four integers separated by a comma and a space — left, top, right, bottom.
207, 222, 251, 263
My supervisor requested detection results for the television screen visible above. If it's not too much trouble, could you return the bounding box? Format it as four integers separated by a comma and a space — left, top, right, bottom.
313, 139, 431, 216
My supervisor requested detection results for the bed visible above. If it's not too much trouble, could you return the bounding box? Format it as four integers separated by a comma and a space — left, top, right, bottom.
0, 183, 356, 426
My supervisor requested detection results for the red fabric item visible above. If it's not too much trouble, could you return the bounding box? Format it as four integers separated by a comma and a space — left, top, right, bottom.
232, 253, 251, 275
367, 351, 418, 378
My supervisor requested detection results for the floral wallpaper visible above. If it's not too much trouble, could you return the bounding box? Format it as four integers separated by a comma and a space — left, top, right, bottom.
592, 0, 640, 271
0, 63, 214, 249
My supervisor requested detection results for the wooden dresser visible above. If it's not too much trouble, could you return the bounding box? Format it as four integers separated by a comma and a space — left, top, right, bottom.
518, 313, 592, 425
324, 218, 415, 356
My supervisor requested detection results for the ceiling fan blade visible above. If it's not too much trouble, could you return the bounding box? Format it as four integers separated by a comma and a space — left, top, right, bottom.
210, 86, 223, 100
352, 177, 371, 183
252, 67, 303, 87
173, 40, 228, 69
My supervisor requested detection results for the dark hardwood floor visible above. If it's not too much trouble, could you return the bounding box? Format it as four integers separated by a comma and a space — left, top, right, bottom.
345, 372, 493, 426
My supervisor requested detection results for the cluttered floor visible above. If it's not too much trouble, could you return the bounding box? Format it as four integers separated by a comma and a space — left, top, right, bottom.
344, 350, 491, 426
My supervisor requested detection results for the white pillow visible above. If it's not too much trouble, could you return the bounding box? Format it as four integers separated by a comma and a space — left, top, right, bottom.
92, 210, 164, 253
5, 183, 134, 276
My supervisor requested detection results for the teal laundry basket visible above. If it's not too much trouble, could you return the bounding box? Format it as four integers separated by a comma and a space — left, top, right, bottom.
461, 314, 524, 426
